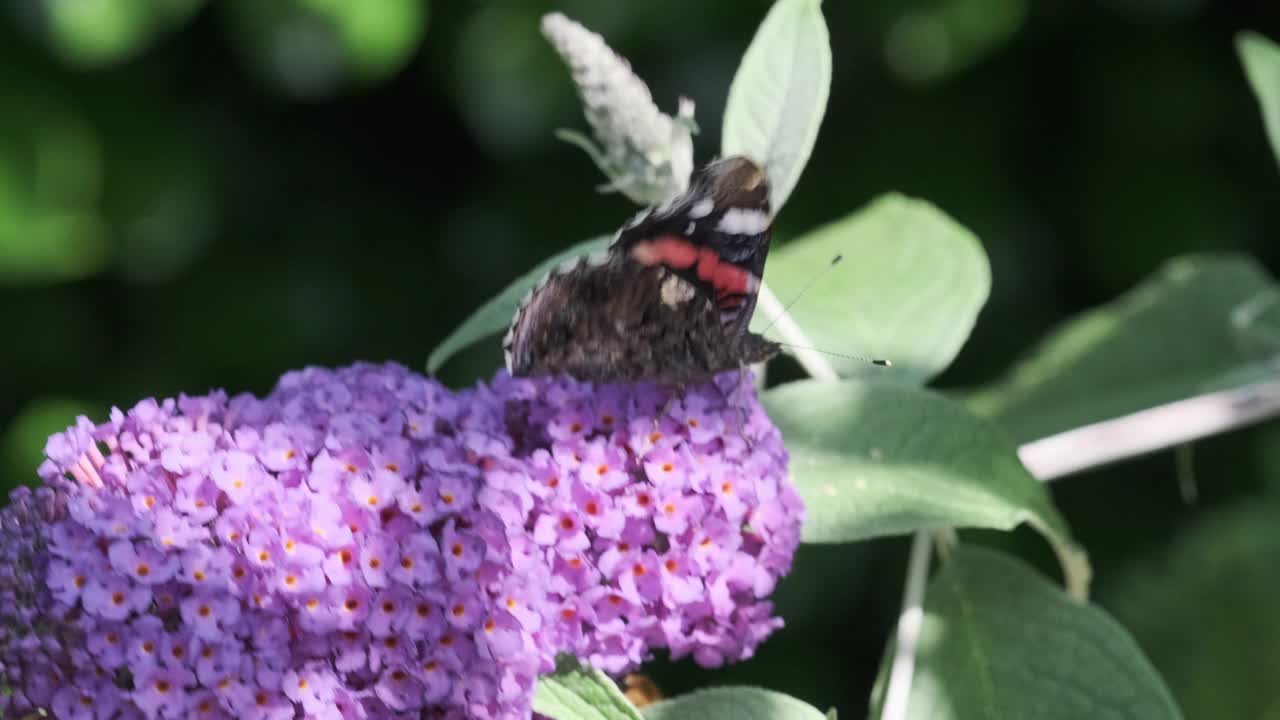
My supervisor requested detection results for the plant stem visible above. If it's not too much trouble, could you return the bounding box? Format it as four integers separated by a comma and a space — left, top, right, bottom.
756, 283, 839, 382
879, 530, 931, 720
1018, 377, 1280, 481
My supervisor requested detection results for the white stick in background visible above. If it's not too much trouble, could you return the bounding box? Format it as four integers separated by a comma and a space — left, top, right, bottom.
1019, 376, 1280, 481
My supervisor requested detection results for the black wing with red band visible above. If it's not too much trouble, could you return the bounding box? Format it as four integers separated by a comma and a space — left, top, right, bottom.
504, 156, 779, 384
613, 156, 772, 329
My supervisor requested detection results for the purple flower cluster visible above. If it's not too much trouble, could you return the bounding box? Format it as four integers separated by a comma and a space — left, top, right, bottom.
0, 362, 799, 719
502, 372, 799, 673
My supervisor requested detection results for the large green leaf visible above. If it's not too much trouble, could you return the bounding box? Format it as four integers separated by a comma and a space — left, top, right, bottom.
870, 547, 1182, 720
1230, 283, 1280, 353
426, 236, 611, 374
642, 688, 828, 720
1238, 32, 1280, 168
722, 0, 830, 212
968, 255, 1276, 444
752, 194, 990, 384
762, 379, 1089, 598
534, 656, 644, 720
1204, 284, 1280, 391
1102, 501, 1280, 720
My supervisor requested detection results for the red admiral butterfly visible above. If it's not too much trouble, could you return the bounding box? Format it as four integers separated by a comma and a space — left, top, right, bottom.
504, 156, 778, 384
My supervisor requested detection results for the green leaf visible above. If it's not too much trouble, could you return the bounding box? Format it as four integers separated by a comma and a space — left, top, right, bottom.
534, 656, 643, 720
752, 194, 990, 383
762, 379, 1089, 598
427, 236, 612, 375
1203, 284, 1280, 391
968, 255, 1276, 444
641, 688, 828, 720
1102, 500, 1280, 720
870, 547, 1182, 720
722, 0, 830, 212
1230, 284, 1280, 353
1237, 31, 1280, 168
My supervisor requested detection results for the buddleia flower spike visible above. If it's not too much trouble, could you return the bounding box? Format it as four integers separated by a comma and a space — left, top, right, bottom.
542, 12, 696, 206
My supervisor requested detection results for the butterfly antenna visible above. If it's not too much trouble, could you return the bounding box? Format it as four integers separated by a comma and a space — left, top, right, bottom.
758, 254, 844, 336
757, 254, 892, 367
776, 342, 892, 367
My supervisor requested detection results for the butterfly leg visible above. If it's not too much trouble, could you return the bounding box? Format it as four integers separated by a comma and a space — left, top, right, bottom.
708, 368, 751, 447
653, 384, 683, 432
734, 363, 753, 450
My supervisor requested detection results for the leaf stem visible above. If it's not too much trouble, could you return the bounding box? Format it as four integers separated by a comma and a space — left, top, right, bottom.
1018, 376, 1280, 481
930, 527, 958, 563
880, 531, 932, 720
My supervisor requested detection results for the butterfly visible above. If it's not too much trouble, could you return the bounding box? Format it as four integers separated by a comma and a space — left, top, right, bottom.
503, 156, 778, 384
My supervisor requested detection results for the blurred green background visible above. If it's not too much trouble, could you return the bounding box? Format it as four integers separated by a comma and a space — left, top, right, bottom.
2, 1, 1279, 718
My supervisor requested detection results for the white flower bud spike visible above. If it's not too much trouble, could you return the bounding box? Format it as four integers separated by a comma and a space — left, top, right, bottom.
542, 12, 696, 206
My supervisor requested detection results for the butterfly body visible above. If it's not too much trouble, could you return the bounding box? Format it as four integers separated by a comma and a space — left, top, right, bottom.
504, 156, 777, 384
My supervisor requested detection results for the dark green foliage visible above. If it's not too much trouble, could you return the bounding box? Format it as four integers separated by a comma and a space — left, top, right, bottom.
2, 3, 1279, 719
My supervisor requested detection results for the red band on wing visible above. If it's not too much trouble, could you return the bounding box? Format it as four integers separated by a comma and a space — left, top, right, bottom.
696, 247, 720, 283
630, 236, 699, 269
712, 262, 750, 296
631, 236, 758, 308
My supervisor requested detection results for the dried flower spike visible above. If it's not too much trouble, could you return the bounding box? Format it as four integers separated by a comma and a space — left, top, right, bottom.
542, 12, 696, 206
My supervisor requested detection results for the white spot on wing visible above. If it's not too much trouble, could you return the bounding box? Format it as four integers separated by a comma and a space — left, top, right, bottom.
717, 208, 769, 235
688, 198, 714, 219
660, 274, 697, 306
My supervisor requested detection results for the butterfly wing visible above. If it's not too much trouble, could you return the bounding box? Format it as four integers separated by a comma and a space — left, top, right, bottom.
612, 156, 773, 337
504, 252, 737, 383
504, 156, 779, 384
